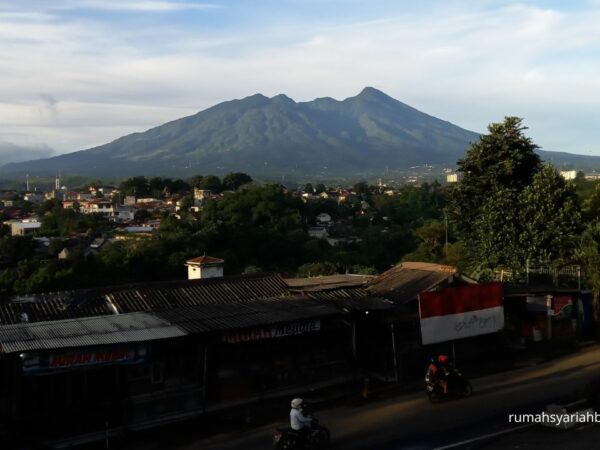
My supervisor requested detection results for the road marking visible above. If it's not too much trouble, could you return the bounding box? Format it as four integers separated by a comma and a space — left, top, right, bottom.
564, 399, 587, 408
431, 424, 533, 450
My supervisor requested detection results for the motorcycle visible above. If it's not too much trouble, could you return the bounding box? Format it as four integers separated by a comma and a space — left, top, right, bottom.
425, 369, 472, 403
272, 416, 330, 449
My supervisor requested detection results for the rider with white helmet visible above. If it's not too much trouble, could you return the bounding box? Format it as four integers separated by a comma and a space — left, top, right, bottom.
290, 397, 312, 434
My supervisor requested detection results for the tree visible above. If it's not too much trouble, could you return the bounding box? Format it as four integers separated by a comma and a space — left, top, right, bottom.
449, 117, 541, 237
297, 261, 337, 277
178, 195, 194, 212
518, 164, 581, 264
222, 172, 253, 191
118, 176, 150, 197
401, 220, 447, 264
304, 183, 314, 194
314, 183, 326, 194
353, 180, 369, 195
470, 188, 522, 273
199, 175, 222, 193
449, 118, 582, 276
189, 175, 204, 188
583, 180, 600, 221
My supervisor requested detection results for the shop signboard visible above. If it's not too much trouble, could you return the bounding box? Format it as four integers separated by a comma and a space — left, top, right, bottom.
419, 283, 504, 345
21, 345, 147, 375
222, 320, 321, 344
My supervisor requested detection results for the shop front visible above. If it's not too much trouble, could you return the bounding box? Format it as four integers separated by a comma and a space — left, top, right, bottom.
208, 318, 353, 403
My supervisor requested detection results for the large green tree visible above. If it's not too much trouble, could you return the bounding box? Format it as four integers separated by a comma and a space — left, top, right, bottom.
518, 164, 581, 264
449, 117, 581, 275
450, 117, 541, 237
222, 172, 253, 191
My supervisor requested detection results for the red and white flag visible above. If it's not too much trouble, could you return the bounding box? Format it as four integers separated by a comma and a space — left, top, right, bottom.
419, 283, 504, 345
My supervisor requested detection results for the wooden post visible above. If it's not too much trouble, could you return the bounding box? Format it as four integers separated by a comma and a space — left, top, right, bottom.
202, 345, 208, 413
546, 295, 553, 340
452, 342, 457, 367
390, 323, 399, 382
352, 319, 357, 359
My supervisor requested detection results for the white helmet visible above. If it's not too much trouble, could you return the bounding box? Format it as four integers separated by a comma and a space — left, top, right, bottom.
291, 398, 303, 409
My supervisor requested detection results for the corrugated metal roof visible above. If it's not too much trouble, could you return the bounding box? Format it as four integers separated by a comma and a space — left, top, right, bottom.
0, 273, 288, 324
0, 292, 112, 325
155, 296, 342, 334
106, 273, 289, 313
366, 263, 456, 304
303, 288, 394, 311
0, 312, 187, 354
286, 274, 374, 290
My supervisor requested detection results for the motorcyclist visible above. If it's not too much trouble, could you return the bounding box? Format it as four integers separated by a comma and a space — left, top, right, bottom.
290, 398, 312, 445
425, 355, 451, 394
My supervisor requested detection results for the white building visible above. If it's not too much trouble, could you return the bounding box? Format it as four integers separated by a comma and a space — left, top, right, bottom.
560, 170, 578, 180
446, 173, 461, 183
113, 206, 136, 222
193, 189, 212, 205
5, 219, 41, 236
185, 256, 224, 280
81, 201, 114, 216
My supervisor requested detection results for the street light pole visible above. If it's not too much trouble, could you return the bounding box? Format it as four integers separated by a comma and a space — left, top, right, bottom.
444, 209, 449, 258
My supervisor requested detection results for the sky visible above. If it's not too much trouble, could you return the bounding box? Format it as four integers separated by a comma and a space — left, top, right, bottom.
1, 0, 600, 162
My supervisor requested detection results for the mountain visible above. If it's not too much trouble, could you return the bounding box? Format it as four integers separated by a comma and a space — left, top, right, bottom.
1, 87, 598, 179
0, 141, 54, 166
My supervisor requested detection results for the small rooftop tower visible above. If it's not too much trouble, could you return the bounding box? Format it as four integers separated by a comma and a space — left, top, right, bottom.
185, 256, 224, 280
55, 172, 61, 190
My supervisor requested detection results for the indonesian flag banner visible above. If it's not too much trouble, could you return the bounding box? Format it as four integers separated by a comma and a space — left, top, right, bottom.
419, 283, 504, 345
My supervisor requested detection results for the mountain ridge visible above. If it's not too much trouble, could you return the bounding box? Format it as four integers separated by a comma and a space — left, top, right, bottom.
1, 88, 598, 179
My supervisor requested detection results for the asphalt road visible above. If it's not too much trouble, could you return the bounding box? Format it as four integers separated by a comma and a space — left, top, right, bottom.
133, 345, 600, 450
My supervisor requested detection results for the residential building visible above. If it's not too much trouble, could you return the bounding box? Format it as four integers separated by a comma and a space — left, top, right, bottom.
4, 218, 41, 236
560, 170, 578, 180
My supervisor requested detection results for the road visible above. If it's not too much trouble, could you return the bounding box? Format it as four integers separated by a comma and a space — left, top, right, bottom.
132, 345, 600, 450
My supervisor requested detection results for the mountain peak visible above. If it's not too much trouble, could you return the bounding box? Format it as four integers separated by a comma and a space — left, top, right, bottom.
356, 86, 392, 100
272, 93, 295, 104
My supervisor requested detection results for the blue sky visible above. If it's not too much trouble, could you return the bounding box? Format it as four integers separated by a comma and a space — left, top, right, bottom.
1, 0, 600, 161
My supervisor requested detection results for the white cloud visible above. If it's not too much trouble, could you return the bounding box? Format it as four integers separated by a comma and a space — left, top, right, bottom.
1, 1, 600, 155
76, 1, 221, 12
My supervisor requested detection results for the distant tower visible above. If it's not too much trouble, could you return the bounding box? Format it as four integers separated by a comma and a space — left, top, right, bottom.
26, 174, 30, 192
55, 172, 60, 190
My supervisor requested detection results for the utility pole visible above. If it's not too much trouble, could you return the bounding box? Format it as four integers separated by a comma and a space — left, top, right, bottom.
444, 209, 449, 258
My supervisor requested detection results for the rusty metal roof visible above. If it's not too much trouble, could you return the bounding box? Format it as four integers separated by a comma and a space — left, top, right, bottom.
0, 312, 187, 354
285, 274, 374, 290
366, 263, 457, 304
185, 256, 225, 265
